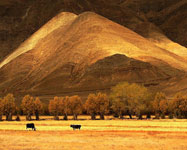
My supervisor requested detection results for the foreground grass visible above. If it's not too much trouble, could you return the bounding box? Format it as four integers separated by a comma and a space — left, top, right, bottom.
0, 117, 187, 150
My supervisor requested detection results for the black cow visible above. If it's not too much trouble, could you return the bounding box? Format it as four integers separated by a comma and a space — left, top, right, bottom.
70, 124, 81, 130
26, 123, 36, 131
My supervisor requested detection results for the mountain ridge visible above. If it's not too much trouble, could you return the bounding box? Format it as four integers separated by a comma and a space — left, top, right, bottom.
0, 0, 186, 62
0, 11, 185, 99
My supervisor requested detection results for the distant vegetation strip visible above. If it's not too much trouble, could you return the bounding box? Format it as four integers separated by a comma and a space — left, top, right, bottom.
0, 82, 187, 121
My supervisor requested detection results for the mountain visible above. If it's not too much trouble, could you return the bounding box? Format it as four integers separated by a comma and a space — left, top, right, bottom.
1, 11, 185, 100
0, 0, 186, 61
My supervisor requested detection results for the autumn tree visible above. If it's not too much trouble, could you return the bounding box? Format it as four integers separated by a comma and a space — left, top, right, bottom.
21, 95, 35, 121
34, 97, 43, 120
60, 96, 70, 120
15, 106, 21, 121
171, 93, 187, 119
110, 82, 152, 119
69, 95, 83, 120
85, 94, 98, 120
95, 92, 110, 120
152, 92, 167, 119
0, 98, 3, 121
2, 93, 16, 121
159, 99, 170, 119
43, 103, 50, 115
110, 82, 130, 118
48, 96, 61, 120
111, 98, 126, 118
180, 96, 187, 118
129, 84, 153, 119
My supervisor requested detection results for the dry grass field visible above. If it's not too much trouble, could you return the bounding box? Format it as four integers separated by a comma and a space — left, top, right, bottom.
0, 116, 187, 150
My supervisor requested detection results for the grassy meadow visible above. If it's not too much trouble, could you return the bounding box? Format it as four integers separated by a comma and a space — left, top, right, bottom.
0, 116, 187, 150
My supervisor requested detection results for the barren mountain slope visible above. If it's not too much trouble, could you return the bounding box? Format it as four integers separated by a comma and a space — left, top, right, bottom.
0, 12, 186, 98
0, 12, 77, 68
134, 21, 187, 60
0, 0, 186, 62
122, 0, 187, 47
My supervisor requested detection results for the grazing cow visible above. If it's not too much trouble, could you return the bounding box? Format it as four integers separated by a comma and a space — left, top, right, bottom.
70, 124, 81, 130
26, 123, 36, 131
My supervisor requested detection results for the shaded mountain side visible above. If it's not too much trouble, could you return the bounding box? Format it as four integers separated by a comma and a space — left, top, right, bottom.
0, 0, 186, 61
156, 74, 187, 98
0, 12, 185, 99
32, 54, 170, 94
121, 0, 187, 47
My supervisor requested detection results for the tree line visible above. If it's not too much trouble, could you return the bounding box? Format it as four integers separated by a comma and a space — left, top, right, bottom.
0, 82, 187, 121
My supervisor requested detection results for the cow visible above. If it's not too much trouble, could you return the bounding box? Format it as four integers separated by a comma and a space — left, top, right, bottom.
26, 123, 36, 131
70, 124, 81, 130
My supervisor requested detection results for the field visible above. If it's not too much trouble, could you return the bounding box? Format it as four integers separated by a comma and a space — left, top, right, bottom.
0, 116, 187, 150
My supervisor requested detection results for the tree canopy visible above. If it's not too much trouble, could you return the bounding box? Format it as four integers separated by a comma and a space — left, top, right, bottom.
2, 93, 16, 121
21, 95, 35, 121
110, 82, 153, 119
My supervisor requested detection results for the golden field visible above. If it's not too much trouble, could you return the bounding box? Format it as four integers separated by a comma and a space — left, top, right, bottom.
0, 116, 187, 150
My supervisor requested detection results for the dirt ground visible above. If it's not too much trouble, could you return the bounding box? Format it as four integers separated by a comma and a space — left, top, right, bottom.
0, 119, 187, 150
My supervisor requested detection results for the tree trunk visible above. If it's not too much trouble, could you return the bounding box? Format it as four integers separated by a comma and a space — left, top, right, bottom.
63, 114, 68, 120
129, 114, 132, 119
184, 113, 187, 119
146, 114, 151, 119
169, 113, 173, 119
54, 115, 59, 120
161, 113, 165, 119
155, 113, 160, 119
176, 112, 183, 119
100, 114, 104, 120
6, 114, 9, 121
0, 115, 2, 121
16, 115, 20, 121
119, 114, 124, 119
138, 114, 142, 120
26, 114, 32, 121
91, 114, 96, 120
8, 113, 12, 121
73, 114, 78, 120
35, 111, 39, 120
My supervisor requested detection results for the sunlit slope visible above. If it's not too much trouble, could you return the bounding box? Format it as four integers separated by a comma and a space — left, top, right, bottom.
0, 12, 77, 68
1, 0, 186, 62
0, 12, 186, 95
135, 22, 187, 59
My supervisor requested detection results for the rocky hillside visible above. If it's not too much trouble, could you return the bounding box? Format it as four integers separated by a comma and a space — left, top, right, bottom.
1, 12, 185, 99
0, 0, 186, 61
